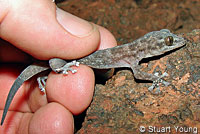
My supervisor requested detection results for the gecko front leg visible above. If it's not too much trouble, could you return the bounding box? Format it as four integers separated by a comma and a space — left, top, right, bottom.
147, 72, 169, 91
49, 58, 80, 74
131, 65, 169, 93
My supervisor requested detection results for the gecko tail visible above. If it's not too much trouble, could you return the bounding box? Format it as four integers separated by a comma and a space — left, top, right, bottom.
1, 62, 49, 125
1, 77, 24, 125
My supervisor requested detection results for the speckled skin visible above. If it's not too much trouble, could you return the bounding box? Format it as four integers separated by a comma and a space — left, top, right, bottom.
1, 29, 186, 125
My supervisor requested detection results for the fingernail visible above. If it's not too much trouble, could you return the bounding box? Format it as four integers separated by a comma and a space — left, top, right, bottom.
56, 8, 95, 37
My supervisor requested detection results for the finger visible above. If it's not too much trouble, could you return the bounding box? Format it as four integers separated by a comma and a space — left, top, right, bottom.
28, 102, 73, 134
95, 25, 117, 50
0, 0, 100, 60
0, 103, 74, 134
0, 110, 24, 133
46, 65, 95, 115
0, 39, 31, 62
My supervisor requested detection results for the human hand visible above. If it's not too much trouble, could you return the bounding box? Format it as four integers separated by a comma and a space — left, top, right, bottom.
0, 0, 117, 133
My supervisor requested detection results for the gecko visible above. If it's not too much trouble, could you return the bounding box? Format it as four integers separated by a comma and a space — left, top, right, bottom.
0, 29, 186, 125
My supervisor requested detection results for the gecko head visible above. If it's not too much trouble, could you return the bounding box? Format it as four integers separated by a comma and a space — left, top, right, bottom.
145, 29, 186, 57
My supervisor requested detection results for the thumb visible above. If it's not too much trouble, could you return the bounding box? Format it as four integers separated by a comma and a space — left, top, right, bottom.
0, 0, 100, 60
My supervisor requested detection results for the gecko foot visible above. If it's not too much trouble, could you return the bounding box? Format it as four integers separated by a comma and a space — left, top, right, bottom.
54, 60, 80, 74
37, 76, 48, 93
148, 72, 170, 93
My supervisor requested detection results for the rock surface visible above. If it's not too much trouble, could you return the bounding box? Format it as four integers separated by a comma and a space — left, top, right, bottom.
58, 0, 200, 44
77, 29, 200, 133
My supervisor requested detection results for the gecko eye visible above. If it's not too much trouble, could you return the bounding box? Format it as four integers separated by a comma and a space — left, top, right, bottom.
164, 36, 173, 46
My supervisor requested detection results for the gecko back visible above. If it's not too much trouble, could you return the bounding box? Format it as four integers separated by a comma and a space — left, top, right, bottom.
78, 29, 186, 69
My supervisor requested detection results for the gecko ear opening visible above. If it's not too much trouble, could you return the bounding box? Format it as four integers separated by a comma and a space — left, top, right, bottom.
164, 36, 174, 46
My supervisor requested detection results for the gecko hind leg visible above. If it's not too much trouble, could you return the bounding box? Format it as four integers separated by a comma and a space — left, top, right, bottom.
148, 72, 170, 93
37, 76, 48, 93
